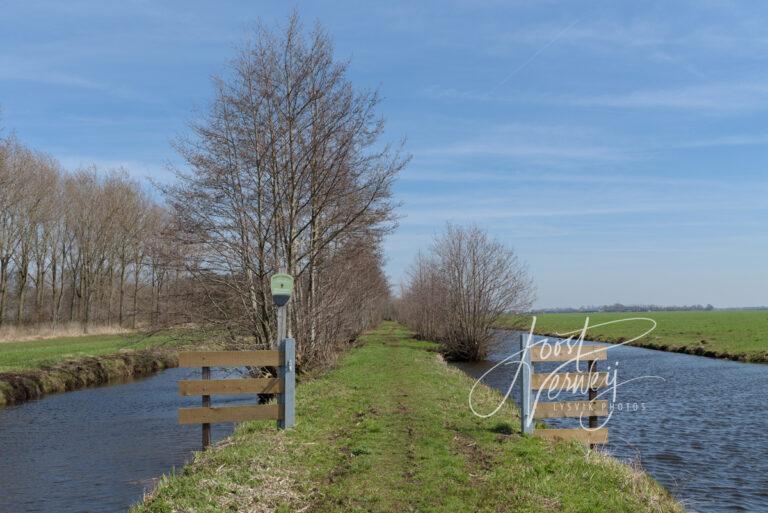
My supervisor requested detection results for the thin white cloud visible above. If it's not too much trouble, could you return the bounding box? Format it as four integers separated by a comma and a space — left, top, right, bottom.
0, 55, 147, 101
490, 13, 768, 56
572, 82, 768, 110
669, 133, 768, 148
492, 19, 667, 52
399, 203, 723, 224
418, 123, 630, 162
0, 60, 106, 90
425, 140, 625, 160
399, 169, 751, 190
422, 80, 768, 113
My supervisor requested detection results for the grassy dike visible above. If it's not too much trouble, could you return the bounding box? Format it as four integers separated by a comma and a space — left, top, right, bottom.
500, 310, 768, 363
0, 332, 190, 407
133, 322, 683, 513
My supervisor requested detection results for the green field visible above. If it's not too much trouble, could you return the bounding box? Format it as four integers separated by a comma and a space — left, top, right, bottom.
0, 332, 184, 373
500, 310, 768, 362
133, 322, 682, 513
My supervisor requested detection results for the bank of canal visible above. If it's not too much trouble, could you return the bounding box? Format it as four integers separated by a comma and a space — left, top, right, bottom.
454, 330, 768, 513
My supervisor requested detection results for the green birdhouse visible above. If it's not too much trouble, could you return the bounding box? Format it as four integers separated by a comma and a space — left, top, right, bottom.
271, 273, 294, 306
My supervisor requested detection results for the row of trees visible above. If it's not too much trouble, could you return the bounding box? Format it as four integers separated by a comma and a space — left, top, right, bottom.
0, 135, 171, 331
396, 225, 534, 360
535, 303, 716, 313
163, 15, 404, 366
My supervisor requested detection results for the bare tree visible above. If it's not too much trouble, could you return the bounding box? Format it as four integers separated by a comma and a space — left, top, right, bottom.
0, 124, 177, 335
166, 13, 405, 367
398, 224, 535, 360
0, 137, 29, 326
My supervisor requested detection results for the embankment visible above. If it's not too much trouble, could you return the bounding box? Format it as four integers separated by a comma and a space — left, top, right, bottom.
499, 311, 768, 364
132, 322, 683, 513
0, 349, 178, 407
507, 326, 768, 364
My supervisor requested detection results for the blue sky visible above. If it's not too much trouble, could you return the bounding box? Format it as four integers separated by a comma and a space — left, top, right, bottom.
1, 0, 766, 308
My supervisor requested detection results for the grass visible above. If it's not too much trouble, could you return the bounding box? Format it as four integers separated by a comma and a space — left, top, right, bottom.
0, 331, 186, 373
499, 310, 768, 362
133, 322, 683, 513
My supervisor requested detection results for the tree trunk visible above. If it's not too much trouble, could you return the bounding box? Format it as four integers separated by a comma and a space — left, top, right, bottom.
16, 254, 29, 323
118, 259, 126, 327
0, 258, 8, 327
132, 259, 140, 329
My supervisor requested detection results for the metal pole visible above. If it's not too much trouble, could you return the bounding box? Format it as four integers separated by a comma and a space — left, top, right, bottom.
278, 338, 296, 429
277, 304, 287, 346
202, 365, 211, 450
520, 333, 533, 435
588, 359, 597, 449
273, 267, 293, 429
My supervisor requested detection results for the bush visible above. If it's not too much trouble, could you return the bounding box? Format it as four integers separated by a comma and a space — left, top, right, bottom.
396, 224, 534, 360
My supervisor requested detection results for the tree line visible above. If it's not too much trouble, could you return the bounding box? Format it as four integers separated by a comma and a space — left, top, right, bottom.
533, 303, 716, 313
0, 136, 172, 331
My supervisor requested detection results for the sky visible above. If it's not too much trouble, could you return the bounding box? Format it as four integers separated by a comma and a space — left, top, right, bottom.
1, 0, 766, 308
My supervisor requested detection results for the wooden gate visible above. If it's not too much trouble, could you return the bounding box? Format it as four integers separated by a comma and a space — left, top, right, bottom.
519, 334, 609, 446
178, 338, 296, 449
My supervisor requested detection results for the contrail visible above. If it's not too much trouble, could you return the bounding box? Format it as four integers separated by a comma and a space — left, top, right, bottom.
491, 16, 584, 91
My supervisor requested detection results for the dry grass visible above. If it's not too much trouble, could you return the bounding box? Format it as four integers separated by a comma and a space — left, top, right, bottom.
0, 323, 132, 344
587, 450, 686, 513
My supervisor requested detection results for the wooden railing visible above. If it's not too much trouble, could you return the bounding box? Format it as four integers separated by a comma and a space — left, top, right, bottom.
178, 338, 296, 450
520, 334, 609, 446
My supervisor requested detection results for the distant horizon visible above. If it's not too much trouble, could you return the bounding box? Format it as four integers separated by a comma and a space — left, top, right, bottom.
528, 304, 768, 313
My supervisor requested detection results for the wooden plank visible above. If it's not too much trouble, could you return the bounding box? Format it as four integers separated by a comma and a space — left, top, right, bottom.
531, 372, 609, 390
179, 378, 284, 396
179, 404, 281, 424
533, 400, 609, 419
178, 351, 281, 368
534, 428, 608, 444
530, 344, 607, 362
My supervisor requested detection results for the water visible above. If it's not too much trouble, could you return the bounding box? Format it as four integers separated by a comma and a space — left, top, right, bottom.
0, 367, 258, 513
454, 331, 768, 513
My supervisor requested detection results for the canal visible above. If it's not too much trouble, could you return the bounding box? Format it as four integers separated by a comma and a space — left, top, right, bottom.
0, 366, 255, 513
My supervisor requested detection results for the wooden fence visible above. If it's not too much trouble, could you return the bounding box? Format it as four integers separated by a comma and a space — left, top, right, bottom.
520, 334, 609, 446
178, 338, 296, 449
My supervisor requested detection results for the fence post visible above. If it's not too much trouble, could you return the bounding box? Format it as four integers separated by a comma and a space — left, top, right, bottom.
520, 333, 533, 435
278, 338, 295, 429
201, 365, 211, 450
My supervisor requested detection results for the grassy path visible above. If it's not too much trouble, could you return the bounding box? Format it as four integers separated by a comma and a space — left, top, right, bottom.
134, 322, 682, 513
500, 311, 768, 363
